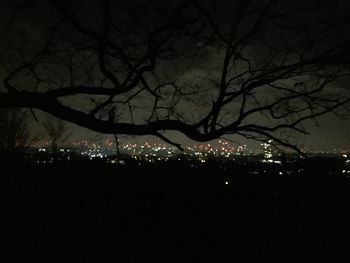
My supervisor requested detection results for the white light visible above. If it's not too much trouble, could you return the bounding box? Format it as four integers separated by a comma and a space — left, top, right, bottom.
225, 181, 229, 185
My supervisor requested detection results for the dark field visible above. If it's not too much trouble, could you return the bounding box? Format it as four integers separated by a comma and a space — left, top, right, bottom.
2, 160, 350, 262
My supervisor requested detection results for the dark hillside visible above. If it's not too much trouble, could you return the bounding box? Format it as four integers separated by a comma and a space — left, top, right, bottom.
2, 160, 350, 262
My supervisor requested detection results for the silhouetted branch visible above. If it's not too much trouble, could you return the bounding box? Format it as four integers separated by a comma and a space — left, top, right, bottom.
0, 0, 348, 152
155, 133, 184, 151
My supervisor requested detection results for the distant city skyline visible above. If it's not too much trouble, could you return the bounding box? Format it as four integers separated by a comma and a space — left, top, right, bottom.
57, 112, 349, 152
33, 118, 350, 154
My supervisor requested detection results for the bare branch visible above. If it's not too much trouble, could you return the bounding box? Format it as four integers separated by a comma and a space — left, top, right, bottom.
0, 0, 348, 153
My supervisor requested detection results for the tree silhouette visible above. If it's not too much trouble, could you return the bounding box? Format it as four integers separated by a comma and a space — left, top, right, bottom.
0, 108, 32, 153
42, 117, 71, 157
0, 0, 349, 152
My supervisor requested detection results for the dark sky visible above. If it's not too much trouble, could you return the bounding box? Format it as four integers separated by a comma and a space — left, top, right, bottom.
1, 0, 350, 151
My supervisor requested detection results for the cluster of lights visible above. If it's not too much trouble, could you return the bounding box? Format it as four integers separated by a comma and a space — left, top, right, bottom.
262, 159, 282, 164
32, 139, 350, 174
343, 154, 350, 176
27, 141, 350, 180
34, 139, 278, 163
187, 140, 237, 161
79, 143, 107, 159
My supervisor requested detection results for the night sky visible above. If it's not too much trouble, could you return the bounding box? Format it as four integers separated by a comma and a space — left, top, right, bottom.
1, 0, 350, 151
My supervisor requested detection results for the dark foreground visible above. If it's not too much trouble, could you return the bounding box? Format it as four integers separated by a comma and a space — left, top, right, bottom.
2, 160, 350, 262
